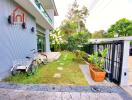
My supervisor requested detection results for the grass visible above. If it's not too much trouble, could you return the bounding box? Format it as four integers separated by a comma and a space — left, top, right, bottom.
4, 52, 88, 86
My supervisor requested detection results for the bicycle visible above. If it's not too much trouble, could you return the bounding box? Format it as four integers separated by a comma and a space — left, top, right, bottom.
11, 49, 38, 76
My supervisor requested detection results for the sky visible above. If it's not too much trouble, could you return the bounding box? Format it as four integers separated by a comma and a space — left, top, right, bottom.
54, 0, 132, 33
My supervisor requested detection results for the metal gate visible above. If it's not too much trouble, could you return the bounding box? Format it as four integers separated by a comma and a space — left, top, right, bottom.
83, 40, 124, 85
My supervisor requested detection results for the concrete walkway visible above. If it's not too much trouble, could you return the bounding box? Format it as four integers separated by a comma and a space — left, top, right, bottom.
79, 64, 116, 86
0, 88, 123, 100
45, 52, 61, 62
122, 85, 132, 97
0, 82, 132, 100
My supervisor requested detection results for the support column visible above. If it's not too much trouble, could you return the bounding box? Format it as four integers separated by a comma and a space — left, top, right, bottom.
45, 29, 51, 52
120, 40, 130, 86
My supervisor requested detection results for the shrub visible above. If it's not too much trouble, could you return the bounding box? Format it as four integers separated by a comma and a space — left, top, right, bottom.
67, 36, 77, 51
74, 50, 87, 60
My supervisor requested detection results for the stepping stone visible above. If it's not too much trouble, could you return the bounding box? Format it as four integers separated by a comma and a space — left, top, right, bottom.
53, 73, 61, 78
57, 60, 61, 62
60, 63, 64, 65
63, 58, 67, 60
64, 55, 67, 59
57, 67, 63, 71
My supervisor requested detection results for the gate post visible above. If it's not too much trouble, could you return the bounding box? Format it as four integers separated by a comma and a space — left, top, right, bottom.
110, 42, 115, 82
120, 40, 130, 86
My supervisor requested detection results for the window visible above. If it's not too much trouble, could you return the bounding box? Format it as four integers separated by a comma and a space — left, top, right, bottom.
37, 31, 45, 52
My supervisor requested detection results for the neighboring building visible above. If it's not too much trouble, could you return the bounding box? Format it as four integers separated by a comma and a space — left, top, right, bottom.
0, 0, 58, 79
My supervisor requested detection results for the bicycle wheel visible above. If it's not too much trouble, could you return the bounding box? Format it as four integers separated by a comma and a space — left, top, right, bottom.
27, 64, 33, 76
11, 68, 20, 76
42, 59, 48, 64
27, 60, 38, 75
32, 60, 38, 74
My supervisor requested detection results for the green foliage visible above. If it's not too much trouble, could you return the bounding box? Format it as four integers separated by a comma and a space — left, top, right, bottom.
50, 1, 91, 52
50, 29, 64, 51
67, 36, 77, 51
88, 54, 95, 64
50, 30, 91, 51
73, 31, 91, 44
106, 18, 132, 37
60, 20, 77, 35
88, 48, 108, 70
100, 48, 108, 58
66, 32, 90, 51
97, 49, 108, 70
92, 30, 106, 39
74, 50, 87, 59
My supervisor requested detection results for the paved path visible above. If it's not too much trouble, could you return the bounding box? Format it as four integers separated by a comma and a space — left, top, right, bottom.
0, 88, 123, 100
122, 85, 132, 97
79, 64, 116, 86
0, 83, 132, 100
45, 52, 61, 62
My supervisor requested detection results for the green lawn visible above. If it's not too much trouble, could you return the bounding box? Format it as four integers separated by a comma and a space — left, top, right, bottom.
4, 52, 88, 86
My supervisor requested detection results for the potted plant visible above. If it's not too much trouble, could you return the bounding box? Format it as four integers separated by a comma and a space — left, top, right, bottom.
88, 48, 108, 82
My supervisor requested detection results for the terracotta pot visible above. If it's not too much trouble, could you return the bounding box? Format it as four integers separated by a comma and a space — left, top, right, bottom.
89, 64, 106, 82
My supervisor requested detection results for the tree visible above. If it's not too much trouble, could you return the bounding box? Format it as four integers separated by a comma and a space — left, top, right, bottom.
60, 0, 89, 35
67, 0, 88, 22
67, 36, 77, 51
67, 0, 88, 33
51, 0, 91, 51
107, 18, 132, 37
60, 20, 77, 35
66, 31, 91, 51
73, 31, 91, 44
92, 30, 106, 39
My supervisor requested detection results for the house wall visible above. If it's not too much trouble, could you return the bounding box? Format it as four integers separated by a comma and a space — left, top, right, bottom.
45, 29, 51, 52
0, 0, 37, 79
45, 9, 54, 52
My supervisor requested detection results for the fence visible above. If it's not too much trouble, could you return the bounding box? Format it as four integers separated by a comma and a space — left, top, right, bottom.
83, 40, 124, 85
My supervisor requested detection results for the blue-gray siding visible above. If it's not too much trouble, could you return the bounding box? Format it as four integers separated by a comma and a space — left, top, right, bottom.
0, 0, 37, 78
